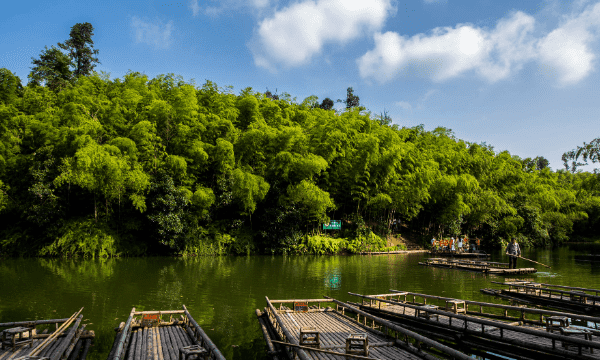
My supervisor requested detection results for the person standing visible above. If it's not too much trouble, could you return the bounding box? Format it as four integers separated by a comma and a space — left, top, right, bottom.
505, 237, 521, 269
457, 237, 463, 252
450, 237, 455, 252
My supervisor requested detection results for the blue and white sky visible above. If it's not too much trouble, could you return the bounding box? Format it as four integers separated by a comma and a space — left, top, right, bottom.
2, 0, 599, 171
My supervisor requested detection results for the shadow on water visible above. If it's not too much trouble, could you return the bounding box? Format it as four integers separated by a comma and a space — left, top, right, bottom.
2, 247, 600, 359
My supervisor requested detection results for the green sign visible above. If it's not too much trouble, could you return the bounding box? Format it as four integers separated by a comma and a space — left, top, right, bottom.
323, 220, 341, 230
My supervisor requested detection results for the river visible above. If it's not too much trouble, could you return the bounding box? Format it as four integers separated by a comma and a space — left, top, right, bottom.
1, 244, 599, 360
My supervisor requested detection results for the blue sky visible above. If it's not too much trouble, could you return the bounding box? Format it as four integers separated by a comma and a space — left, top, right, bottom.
1, 0, 599, 171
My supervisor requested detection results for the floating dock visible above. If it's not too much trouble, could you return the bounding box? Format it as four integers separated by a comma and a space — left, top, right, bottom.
428, 251, 490, 258
350, 290, 600, 360
420, 258, 537, 274
257, 296, 472, 359
0, 308, 94, 360
108, 306, 225, 360
481, 280, 600, 315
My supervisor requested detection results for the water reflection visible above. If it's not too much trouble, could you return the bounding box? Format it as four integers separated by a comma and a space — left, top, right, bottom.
323, 269, 341, 290
3, 247, 600, 359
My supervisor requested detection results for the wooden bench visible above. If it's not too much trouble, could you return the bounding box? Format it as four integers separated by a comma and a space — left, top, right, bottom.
416, 305, 439, 321
179, 345, 209, 360
299, 327, 320, 348
345, 333, 368, 356
1, 327, 33, 351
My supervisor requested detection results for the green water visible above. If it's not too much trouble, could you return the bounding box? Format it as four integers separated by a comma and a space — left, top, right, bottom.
2, 245, 600, 360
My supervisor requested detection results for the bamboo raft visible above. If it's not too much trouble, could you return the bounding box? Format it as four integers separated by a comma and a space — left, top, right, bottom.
481, 281, 600, 315
427, 251, 489, 258
420, 258, 537, 274
0, 309, 94, 360
108, 306, 225, 360
257, 296, 472, 360
350, 290, 600, 360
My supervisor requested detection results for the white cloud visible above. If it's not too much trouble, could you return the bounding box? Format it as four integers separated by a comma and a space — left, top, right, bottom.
191, 0, 271, 17
395, 101, 412, 110
131, 16, 174, 49
537, 2, 600, 85
190, 0, 200, 16
358, 2, 600, 86
250, 0, 395, 70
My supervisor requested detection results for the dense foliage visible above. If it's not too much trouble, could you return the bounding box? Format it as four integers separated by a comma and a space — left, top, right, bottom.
1, 65, 600, 257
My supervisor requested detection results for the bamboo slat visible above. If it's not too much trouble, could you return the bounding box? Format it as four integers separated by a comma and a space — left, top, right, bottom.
61, 324, 87, 360
181, 305, 226, 360
67, 339, 84, 360
49, 315, 83, 360
113, 308, 136, 360
79, 339, 92, 360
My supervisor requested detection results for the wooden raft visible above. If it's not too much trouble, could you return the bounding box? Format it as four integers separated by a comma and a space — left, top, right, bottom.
420, 258, 537, 274
481, 281, 600, 315
258, 297, 472, 360
108, 305, 225, 360
427, 251, 489, 258
0, 312, 95, 360
352, 291, 600, 360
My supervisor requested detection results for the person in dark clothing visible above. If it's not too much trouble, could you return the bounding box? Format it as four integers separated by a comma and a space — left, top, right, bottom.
505, 237, 521, 269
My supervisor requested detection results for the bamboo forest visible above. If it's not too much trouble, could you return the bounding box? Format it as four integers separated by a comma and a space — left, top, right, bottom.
1, 65, 599, 258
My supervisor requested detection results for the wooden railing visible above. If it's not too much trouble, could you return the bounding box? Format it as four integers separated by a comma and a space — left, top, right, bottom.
388, 289, 600, 326
492, 281, 600, 304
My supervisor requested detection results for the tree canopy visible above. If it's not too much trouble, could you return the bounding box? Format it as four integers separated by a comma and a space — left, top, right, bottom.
1, 65, 599, 257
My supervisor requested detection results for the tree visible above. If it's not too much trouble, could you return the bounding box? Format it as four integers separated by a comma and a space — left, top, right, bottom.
265, 88, 279, 100
563, 138, 600, 172
523, 156, 550, 172
337, 87, 360, 109
374, 108, 392, 126
28, 46, 73, 91
320, 97, 334, 110
58, 22, 100, 78
0, 68, 23, 105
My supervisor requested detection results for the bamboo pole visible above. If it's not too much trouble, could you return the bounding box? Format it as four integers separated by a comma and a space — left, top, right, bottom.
79, 339, 92, 360
518, 255, 551, 268
112, 307, 136, 360
49, 315, 83, 360
29, 308, 83, 357
181, 305, 226, 360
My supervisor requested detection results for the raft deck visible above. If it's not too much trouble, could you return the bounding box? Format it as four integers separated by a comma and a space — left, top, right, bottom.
420, 258, 537, 274
0, 310, 94, 360
481, 281, 600, 315
351, 291, 600, 360
108, 306, 225, 360
258, 297, 471, 360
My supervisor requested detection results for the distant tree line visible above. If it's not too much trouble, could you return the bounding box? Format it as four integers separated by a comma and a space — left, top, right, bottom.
0, 23, 599, 257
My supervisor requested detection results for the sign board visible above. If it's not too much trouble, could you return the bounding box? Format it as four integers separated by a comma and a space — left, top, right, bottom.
294, 302, 308, 312
323, 220, 341, 230
141, 314, 160, 327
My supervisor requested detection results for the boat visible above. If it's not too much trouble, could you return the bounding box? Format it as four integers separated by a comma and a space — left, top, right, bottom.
481, 280, 600, 315
108, 305, 225, 360
256, 296, 472, 359
420, 258, 537, 274
0, 308, 94, 360
349, 290, 600, 360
